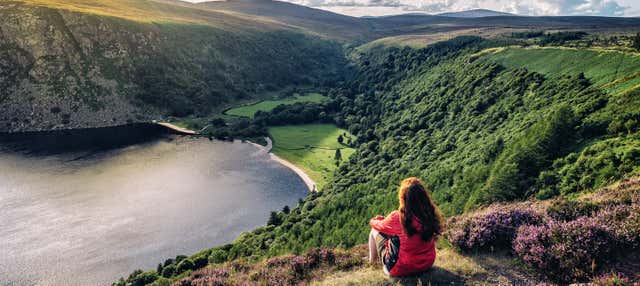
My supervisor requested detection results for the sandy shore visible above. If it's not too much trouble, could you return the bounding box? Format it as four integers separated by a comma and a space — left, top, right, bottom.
157, 122, 198, 135
248, 137, 317, 192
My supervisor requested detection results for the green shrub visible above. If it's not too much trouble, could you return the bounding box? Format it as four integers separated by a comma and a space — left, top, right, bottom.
160, 265, 175, 278
546, 200, 599, 221
192, 255, 208, 269
176, 259, 194, 273
208, 249, 228, 264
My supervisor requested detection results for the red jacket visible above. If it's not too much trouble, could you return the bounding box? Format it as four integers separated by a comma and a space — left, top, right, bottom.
370, 210, 436, 277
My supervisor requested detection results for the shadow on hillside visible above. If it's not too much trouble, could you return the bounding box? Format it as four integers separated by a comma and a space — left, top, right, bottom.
392, 266, 465, 286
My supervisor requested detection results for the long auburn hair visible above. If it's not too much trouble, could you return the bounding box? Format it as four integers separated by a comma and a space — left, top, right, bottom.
398, 177, 443, 241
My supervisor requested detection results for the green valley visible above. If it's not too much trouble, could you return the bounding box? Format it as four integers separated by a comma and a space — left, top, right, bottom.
2, 1, 640, 285
269, 124, 355, 189
226, 94, 328, 118
121, 35, 640, 285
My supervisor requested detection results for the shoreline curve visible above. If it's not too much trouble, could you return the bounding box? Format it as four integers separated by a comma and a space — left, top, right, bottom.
247, 137, 317, 192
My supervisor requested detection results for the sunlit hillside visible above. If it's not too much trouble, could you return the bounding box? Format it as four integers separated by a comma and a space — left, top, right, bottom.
19, 0, 282, 29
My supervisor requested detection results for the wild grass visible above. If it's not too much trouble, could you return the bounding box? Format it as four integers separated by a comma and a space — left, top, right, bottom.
487, 47, 640, 95
19, 0, 279, 30
268, 124, 355, 189
312, 247, 533, 285
356, 27, 527, 51
226, 93, 328, 118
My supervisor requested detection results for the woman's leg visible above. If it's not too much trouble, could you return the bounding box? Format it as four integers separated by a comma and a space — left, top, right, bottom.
368, 229, 379, 263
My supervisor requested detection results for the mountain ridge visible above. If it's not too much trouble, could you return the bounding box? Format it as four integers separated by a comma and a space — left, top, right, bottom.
438, 9, 515, 18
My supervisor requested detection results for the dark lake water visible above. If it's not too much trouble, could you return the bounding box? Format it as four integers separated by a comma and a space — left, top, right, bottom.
0, 126, 307, 285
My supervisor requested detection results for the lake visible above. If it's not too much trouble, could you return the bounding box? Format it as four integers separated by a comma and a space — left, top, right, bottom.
0, 127, 307, 285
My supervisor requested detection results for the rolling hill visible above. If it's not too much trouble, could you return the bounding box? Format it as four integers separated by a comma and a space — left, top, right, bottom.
3, 0, 640, 132
438, 9, 515, 18
194, 0, 373, 40
0, 0, 352, 132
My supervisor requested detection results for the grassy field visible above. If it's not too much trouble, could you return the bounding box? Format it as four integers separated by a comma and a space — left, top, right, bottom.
354, 27, 527, 52
486, 47, 640, 95
268, 124, 355, 190
225, 93, 327, 117
21, 0, 279, 29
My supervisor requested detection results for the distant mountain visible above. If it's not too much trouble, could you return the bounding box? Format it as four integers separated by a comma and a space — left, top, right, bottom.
438, 9, 514, 18
194, 0, 372, 40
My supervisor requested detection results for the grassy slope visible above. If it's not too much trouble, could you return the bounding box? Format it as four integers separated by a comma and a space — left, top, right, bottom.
19, 0, 281, 29
173, 244, 537, 286
226, 93, 328, 117
268, 124, 355, 189
355, 27, 526, 51
157, 176, 640, 285
487, 47, 640, 95
312, 249, 531, 286
229, 38, 639, 256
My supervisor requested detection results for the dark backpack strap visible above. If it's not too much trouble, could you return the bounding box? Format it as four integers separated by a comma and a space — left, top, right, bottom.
383, 236, 400, 271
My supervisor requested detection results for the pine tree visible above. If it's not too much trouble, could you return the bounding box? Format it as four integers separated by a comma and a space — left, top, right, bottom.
267, 211, 282, 226
633, 33, 640, 52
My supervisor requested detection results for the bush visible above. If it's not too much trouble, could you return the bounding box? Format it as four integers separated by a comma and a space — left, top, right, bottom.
192, 255, 208, 269
130, 271, 158, 286
161, 265, 175, 278
305, 248, 335, 267
208, 249, 228, 264
592, 204, 640, 248
513, 217, 616, 283
546, 199, 599, 221
592, 272, 632, 286
535, 187, 559, 200
176, 259, 195, 273
447, 205, 544, 251
179, 268, 229, 286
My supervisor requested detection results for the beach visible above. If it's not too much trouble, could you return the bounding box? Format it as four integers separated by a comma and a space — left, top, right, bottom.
247, 137, 317, 192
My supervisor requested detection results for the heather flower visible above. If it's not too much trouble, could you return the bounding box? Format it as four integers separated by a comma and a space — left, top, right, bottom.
187, 267, 231, 286
513, 217, 616, 283
305, 247, 336, 268
290, 255, 308, 275
447, 205, 544, 251
592, 272, 631, 286
591, 204, 640, 248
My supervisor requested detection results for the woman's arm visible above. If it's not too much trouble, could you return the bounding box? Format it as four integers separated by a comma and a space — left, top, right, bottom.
369, 211, 402, 235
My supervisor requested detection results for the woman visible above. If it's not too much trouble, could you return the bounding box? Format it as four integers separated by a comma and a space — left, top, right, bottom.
368, 177, 443, 277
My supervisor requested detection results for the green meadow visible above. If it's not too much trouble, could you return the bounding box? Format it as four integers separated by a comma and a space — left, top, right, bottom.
225, 93, 328, 118
268, 124, 355, 189
487, 47, 640, 95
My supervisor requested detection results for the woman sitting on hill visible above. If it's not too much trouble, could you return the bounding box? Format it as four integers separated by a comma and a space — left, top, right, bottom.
369, 177, 443, 277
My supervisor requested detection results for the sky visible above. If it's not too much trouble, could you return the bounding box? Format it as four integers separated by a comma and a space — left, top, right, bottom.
185, 0, 640, 17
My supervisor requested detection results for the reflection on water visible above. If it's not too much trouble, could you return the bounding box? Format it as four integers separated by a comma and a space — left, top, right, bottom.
0, 135, 307, 286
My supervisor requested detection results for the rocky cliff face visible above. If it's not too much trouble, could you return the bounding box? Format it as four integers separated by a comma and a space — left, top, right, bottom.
0, 3, 162, 132
0, 1, 349, 132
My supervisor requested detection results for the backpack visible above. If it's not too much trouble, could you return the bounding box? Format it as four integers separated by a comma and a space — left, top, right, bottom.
383, 235, 400, 271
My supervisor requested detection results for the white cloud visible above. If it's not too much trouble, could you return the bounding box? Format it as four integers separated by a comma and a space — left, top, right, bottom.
184, 0, 637, 17
295, 0, 630, 16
